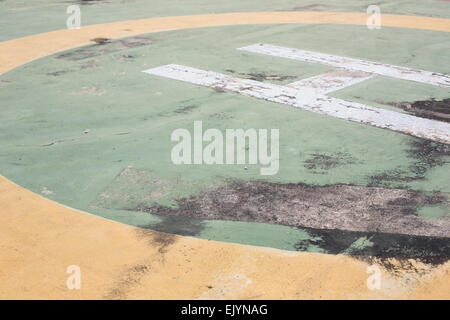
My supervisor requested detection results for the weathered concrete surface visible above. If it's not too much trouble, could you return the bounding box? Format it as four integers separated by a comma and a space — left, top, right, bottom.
1, 11, 449, 299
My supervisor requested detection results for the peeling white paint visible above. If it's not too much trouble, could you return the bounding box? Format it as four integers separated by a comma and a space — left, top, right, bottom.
143, 64, 450, 143
287, 69, 374, 94
238, 44, 450, 88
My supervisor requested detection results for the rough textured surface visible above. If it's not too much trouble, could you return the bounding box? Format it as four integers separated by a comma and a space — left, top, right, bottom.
1, 4, 450, 299
400, 99, 450, 123
135, 180, 450, 238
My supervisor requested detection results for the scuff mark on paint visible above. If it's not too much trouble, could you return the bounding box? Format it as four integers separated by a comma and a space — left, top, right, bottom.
304, 152, 358, 173
70, 85, 106, 96
57, 36, 153, 61
41, 186, 53, 195
238, 71, 296, 82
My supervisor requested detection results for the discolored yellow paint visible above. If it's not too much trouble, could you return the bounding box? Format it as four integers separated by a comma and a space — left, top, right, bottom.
1, 12, 450, 299
1, 175, 449, 299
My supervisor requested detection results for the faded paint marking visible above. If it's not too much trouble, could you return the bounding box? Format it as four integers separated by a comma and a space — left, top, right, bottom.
287, 69, 374, 94
238, 44, 450, 88
143, 64, 450, 143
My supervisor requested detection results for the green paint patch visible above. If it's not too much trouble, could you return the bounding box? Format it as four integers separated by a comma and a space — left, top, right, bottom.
342, 236, 374, 255
332, 76, 450, 114
199, 220, 314, 252
92, 167, 221, 209
417, 205, 449, 219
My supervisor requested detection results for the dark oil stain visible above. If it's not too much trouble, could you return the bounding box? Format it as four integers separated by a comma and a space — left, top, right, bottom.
121, 54, 134, 59
238, 72, 296, 82
209, 112, 234, 120
357, 255, 448, 277
131, 179, 449, 240
94, 165, 448, 262
104, 228, 180, 298
383, 98, 450, 123
137, 215, 205, 237
80, 59, 101, 69
151, 232, 177, 254
154, 105, 199, 118
173, 105, 198, 114
46, 60, 99, 77
104, 262, 152, 299
56, 36, 153, 61
304, 152, 358, 174
46, 70, 73, 76
91, 37, 110, 44
134, 228, 177, 257
295, 227, 449, 266
212, 86, 227, 93
368, 137, 450, 187
133, 195, 449, 265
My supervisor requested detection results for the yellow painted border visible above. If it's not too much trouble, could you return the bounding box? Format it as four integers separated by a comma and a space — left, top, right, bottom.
2, 12, 450, 74
1, 12, 449, 299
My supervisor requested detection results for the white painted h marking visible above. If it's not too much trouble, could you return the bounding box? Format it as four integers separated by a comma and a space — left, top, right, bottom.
143, 44, 450, 143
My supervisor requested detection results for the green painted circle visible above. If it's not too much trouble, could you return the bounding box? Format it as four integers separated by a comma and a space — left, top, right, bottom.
1, 24, 449, 254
